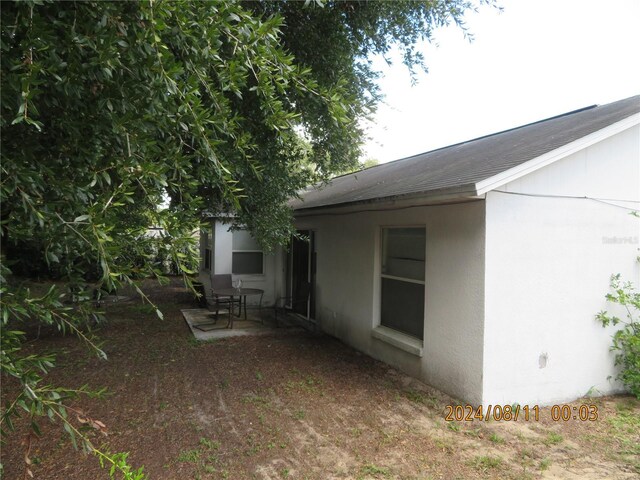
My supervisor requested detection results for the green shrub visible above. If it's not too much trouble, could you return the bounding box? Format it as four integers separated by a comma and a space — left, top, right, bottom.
596, 274, 640, 398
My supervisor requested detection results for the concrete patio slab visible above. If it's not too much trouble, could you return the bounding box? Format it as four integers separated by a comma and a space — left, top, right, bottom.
182, 308, 301, 341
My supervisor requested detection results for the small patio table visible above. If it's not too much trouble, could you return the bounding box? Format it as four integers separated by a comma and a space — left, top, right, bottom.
210, 287, 264, 328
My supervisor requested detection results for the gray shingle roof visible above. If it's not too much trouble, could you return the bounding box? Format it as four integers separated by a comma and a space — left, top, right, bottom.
292, 95, 640, 211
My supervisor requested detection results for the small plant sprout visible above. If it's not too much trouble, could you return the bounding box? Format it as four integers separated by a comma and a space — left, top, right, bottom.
544, 432, 563, 446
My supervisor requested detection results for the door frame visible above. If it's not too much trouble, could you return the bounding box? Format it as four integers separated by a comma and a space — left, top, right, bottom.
285, 230, 316, 321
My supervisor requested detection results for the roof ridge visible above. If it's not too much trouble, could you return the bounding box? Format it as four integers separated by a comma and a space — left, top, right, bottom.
316, 95, 640, 193
358, 104, 600, 174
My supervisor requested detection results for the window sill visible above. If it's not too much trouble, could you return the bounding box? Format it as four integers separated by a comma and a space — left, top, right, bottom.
371, 326, 423, 357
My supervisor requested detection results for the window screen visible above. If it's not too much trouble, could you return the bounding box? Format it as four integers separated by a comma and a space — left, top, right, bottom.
232, 230, 263, 274
380, 227, 425, 339
232, 252, 263, 275
232, 230, 261, 251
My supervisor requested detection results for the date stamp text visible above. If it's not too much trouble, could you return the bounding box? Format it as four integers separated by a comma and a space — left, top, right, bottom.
444, 404, 598, 422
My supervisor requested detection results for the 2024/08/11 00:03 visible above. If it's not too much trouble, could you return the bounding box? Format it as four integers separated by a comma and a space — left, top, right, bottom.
444, 404, 599, 422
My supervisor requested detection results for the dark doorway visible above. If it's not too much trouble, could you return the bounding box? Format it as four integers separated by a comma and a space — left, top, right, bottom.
286, 230, 315, 319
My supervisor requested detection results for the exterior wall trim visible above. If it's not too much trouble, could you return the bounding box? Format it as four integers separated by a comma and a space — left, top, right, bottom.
476, 113, 640, 195
372, 326, 424, 357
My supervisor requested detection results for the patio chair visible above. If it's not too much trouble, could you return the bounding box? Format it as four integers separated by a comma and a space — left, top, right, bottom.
194, 274, 241, 331
210, 273, 241, 316
274, 281, 311, 326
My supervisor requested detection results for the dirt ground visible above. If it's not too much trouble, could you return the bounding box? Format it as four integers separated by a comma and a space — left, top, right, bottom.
2, 279, 639, 479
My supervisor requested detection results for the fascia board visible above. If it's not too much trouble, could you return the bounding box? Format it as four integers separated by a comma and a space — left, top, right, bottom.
293, 186, 481, 217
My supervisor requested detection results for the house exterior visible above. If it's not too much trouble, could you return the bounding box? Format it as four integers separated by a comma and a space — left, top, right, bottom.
199, 216, 281, 306
201, 95, 640, 406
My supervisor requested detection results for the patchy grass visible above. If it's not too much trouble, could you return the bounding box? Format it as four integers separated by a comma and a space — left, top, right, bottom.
177, 449, 201, 463
539, 458, 551, 471
543, 432, 564, 446
607, 404, 640, 472
176, 438, 226, 477
199, 437, 220, 450
284, 373, 323, 395
358, 463, 391, 478
242, 393, 270, 406
433, 438, 453, 453
2, 278, 639, 480
403, 389, 440, 409
470, 455, 502, 473
446, 422, 461, 432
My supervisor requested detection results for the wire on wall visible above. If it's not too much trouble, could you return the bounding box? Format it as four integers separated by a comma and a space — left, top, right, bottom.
492, 190, 640, 212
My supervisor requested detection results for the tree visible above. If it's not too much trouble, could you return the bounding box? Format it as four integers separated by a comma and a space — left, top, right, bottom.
1, 0, 491, 476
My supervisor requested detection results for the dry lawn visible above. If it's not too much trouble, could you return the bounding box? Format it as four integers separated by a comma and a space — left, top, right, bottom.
2, 279, 639, 479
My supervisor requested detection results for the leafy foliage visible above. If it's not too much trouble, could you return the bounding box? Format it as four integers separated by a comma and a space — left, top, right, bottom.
1, 0, 489, 476
596, 274, 640, 398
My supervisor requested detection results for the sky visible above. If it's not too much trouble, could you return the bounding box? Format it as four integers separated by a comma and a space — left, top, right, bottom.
364, 0, 640, 164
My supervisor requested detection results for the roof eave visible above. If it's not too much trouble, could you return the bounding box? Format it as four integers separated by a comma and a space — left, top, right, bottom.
476, 112, 640, 195
293, 184, 481, 217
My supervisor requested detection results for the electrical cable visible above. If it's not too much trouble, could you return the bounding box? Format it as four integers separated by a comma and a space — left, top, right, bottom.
492, 190, 640, 212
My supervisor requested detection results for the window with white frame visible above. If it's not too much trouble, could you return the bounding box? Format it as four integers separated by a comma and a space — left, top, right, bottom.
380, 227, 426, 340
232, 230, 264, 275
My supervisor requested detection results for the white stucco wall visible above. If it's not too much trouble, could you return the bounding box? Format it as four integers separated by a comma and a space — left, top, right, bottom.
296, 201, 486, 404
213, 221, 232, 274
200, 220, 278, 306
484, 124, 640, 405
